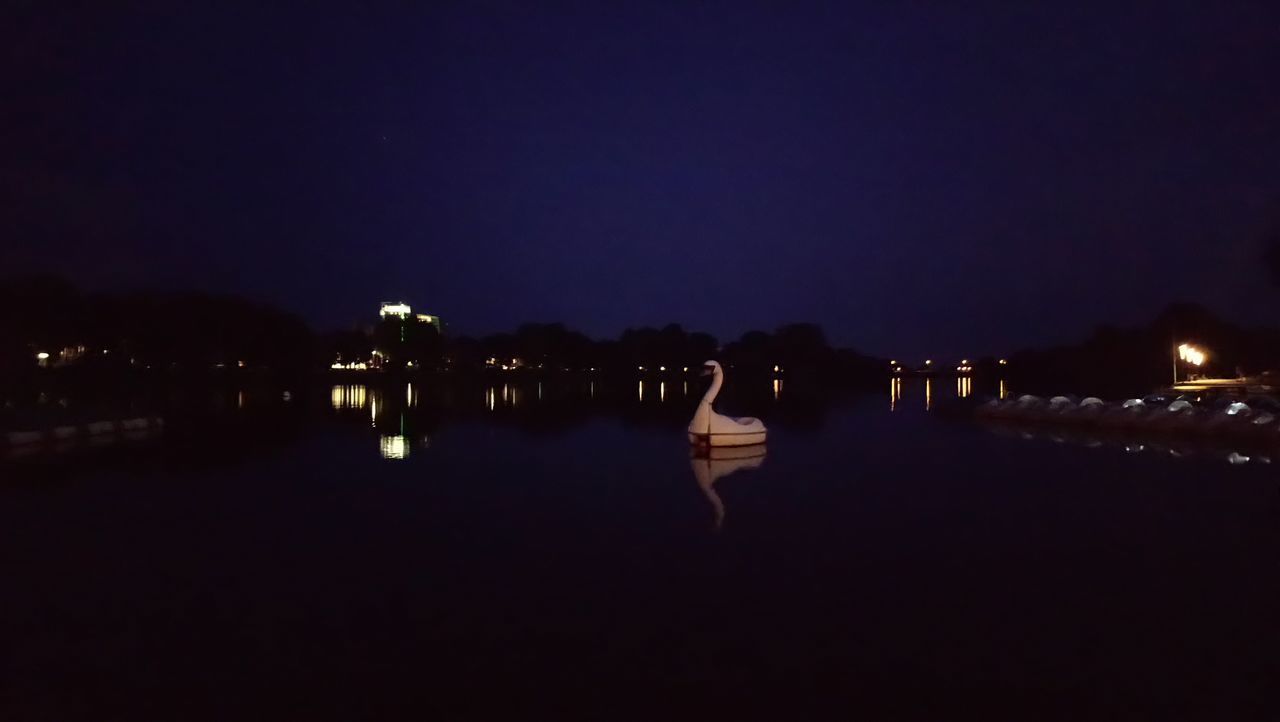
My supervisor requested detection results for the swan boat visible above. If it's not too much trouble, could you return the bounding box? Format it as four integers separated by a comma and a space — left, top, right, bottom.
688, 360, 768, 447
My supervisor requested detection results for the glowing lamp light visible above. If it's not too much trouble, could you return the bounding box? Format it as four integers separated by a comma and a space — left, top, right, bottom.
1178, 344, 1207, 367
925, 360, 932, 365
36, 351, 50, 360
998, 359, 1008, 365
659, 366, 666, 371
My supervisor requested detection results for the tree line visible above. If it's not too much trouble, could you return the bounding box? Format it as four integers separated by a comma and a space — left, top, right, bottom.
0, 276, 884, 379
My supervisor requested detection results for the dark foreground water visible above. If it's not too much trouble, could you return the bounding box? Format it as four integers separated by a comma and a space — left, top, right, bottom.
2, 378, 1278, 720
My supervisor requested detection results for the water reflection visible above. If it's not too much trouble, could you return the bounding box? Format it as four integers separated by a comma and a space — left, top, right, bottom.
889, 378, 902, 410
999, 378, 1008, 400
322, 377, 836, 457
690, 444, 766, 531
956, 376, 972, 399
982, 420, 1275, 467
925, 378, 932, 410
331, 385, 369, 410
380, 435, 408, 460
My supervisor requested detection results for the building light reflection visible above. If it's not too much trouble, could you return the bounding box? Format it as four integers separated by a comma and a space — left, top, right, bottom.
380, 435, 408, 460
638, 380, 644, 402
956, 376, 972, 398
925, 378, 932, 410
773, 378, 783, 400
331, 385, 368, 410
890, 377, 901, 410
660, 381, 666, 402
999, 378, 1008, 400
486, 387, 496, 411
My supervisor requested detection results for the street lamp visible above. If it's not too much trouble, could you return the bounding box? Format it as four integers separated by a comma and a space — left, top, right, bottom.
1174, 343, 1207, 383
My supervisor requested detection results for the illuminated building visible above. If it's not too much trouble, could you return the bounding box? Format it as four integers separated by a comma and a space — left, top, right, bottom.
415, 313, 442, 333
379, 302, 412, 318
379, 302, 443, 333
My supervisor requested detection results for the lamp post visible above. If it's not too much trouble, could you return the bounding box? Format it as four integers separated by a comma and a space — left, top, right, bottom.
1174, 343, 1207, 384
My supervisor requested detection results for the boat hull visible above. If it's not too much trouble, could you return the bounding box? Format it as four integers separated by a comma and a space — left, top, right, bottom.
689, 430, 768, 447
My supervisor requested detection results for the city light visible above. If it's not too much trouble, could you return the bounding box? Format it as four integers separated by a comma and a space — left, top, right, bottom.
36, 351, 50, 360
1178, 343, 1207, 366
998, 359, 1008, 366
379, 302, 412, 318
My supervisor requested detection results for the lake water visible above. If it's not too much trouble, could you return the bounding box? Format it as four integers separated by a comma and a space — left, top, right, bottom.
3, 377, 1278, 720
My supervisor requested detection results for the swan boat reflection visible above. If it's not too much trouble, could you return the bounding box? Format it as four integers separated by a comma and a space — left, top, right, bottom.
691, 443, 766, 530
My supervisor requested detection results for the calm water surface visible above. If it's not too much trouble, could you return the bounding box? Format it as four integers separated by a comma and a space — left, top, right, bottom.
2, 378, 1278, 720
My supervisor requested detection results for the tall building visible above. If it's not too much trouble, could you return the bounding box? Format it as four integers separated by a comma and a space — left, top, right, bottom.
415, 313, 441, 333
378, 302, 442, 333
379, 301, 412, 319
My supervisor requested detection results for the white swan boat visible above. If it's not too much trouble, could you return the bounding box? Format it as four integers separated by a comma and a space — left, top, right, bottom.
688, 360, 768, 446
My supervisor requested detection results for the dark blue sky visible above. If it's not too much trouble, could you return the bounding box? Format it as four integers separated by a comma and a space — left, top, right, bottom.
5, 1, 1278, 357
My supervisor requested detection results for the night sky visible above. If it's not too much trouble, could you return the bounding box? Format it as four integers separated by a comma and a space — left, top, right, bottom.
5, 2, 1279, 357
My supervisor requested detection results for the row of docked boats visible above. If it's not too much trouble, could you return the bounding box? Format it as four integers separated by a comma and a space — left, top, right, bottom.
3, 417, 165, 459
977, 393, 1280, 445
982, 417, 1273, 467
